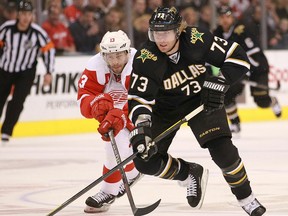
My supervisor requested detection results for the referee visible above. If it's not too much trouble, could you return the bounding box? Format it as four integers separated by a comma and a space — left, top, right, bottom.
0, 0, 55, 143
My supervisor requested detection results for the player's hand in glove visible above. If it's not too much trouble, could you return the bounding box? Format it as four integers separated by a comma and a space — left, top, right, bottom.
91, 93, 113, 122
129, 126, 157, 161
201, 75, 229, 114
98, 108, 128, 141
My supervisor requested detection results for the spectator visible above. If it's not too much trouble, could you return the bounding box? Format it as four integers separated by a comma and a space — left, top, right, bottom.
132, 0, 147, 21
41, 0, 68, 26
275, 0, 288, 19
272, 18, 288, 49
133, 13, 150, 49
42, 2, 76, 55
87, 0, 106, 21
198, 4, 212, 30
146, 0, 163, 14
0, 1, 18, 25
102, 6, 126, 34
180, 6, 198, 27
69, 5, 102, 54
64, 0, 84, 23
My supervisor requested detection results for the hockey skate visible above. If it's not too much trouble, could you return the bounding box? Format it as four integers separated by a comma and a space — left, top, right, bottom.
241, 198, 266, 216
1, 134, 10, 145
230, 123, 241, 133
117, 173, 143, 198
271, 97, 282, 118
84, 191, 116, 213
186, 163, 209, 208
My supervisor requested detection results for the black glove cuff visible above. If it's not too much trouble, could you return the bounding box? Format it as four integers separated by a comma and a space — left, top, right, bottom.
129, 126, 152, 143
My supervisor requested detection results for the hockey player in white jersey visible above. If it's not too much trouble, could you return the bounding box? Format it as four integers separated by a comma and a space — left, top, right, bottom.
77, 30, 141, 213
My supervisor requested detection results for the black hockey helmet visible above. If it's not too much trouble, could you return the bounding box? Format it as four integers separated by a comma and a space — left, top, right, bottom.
217, 5, 233, 16
18, 0, 33, 12
149, 6, 182, 31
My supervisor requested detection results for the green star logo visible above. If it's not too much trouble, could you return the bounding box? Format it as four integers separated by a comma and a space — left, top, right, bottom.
136, 49, 157, 63
191, 28, 204, 44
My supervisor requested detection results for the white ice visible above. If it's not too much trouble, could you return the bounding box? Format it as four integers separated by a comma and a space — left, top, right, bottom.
0, 120, 288, 216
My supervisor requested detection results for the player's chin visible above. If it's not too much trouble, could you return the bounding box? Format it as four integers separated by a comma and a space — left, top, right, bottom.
158, 45, 169, 53
112, 67, 122, 74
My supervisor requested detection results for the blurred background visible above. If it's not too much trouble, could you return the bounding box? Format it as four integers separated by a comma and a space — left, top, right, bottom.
1, 0, 287, 55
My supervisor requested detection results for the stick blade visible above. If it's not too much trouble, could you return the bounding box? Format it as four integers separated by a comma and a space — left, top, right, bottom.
133, 199, 161, 216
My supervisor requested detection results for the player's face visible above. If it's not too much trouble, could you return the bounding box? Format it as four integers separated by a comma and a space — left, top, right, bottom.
17, 11, 33, 30
218, 14, 234, 32
103, 51, 129, 75
153, 30, 177, 53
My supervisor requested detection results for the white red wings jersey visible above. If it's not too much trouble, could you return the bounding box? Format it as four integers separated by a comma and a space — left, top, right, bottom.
77, 48, 137, 119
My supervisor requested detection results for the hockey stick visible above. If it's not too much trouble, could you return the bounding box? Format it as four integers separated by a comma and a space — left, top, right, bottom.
242, 79, 281, 91
47, 152, 139, 216
47, 104, 204, 216
108, 130, 161, 216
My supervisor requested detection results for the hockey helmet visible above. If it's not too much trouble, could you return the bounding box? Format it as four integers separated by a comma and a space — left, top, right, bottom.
217, 5, 233, 16
149, 7, 182, 31
18, 0, 33, 12
100, 30, 131, 54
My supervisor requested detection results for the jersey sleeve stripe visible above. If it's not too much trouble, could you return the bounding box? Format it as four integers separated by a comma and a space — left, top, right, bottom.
128, 104, 152, 120
224, 58, 250, 70
128, 94, 155, 105
246, 47, 260, 56
226, 42, 238, 59
41, 41, 54, 53
77, 94, 90, 106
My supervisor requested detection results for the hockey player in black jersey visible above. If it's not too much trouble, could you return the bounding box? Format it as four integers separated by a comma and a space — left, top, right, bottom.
214, 5, 282, 133
128, 6, 266, 216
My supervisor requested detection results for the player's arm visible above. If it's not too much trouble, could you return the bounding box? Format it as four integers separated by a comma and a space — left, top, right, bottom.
205, 34, 250, 85
128, 64, 159, 160
77, 68, 111, 121
239, 27, 269, 74
37, 26, 55, 75
199, 31, 249, 113
128, 67, 157, 125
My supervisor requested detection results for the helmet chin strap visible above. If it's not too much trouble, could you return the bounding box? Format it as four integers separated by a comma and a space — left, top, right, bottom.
165, 38, 179, 55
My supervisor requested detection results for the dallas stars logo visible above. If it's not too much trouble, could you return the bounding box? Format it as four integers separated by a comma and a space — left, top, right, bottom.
136, 48, 157, 63
234, 25, 245, 35
191, 28, 204, 44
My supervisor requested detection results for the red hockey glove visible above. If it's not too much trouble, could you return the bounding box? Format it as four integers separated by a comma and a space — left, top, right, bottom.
98, 108, 128, 141
201, 76, 229, 114
91, 93, 113, 122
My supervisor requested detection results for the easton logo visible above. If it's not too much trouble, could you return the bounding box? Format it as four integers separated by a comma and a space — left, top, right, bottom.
203, 81, 227, 92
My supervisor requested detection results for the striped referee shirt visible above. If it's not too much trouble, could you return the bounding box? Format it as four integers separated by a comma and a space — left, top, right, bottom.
0, 20, 55, 73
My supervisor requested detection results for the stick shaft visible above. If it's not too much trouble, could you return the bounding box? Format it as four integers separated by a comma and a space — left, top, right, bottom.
242, 80, 280, 90
46, 152, 138, 216
108, 131, 138, 212
47, 105, 204, 216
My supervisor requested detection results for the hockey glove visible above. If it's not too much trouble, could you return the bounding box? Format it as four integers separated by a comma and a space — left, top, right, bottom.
129, 126, 157, 161
98, 108, 128, 141
201, 76, 230, 114
91, 93, 114, 122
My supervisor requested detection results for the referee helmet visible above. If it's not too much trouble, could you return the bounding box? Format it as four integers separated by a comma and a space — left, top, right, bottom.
18, 0, 33, 12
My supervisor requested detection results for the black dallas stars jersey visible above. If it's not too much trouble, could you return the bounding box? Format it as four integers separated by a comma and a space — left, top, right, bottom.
128, 26, 250, 123
214, 21, 269, 76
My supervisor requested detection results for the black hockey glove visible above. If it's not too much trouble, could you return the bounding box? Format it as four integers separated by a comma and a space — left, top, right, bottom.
129, 126, 157, 161
201, 76, 230, 114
